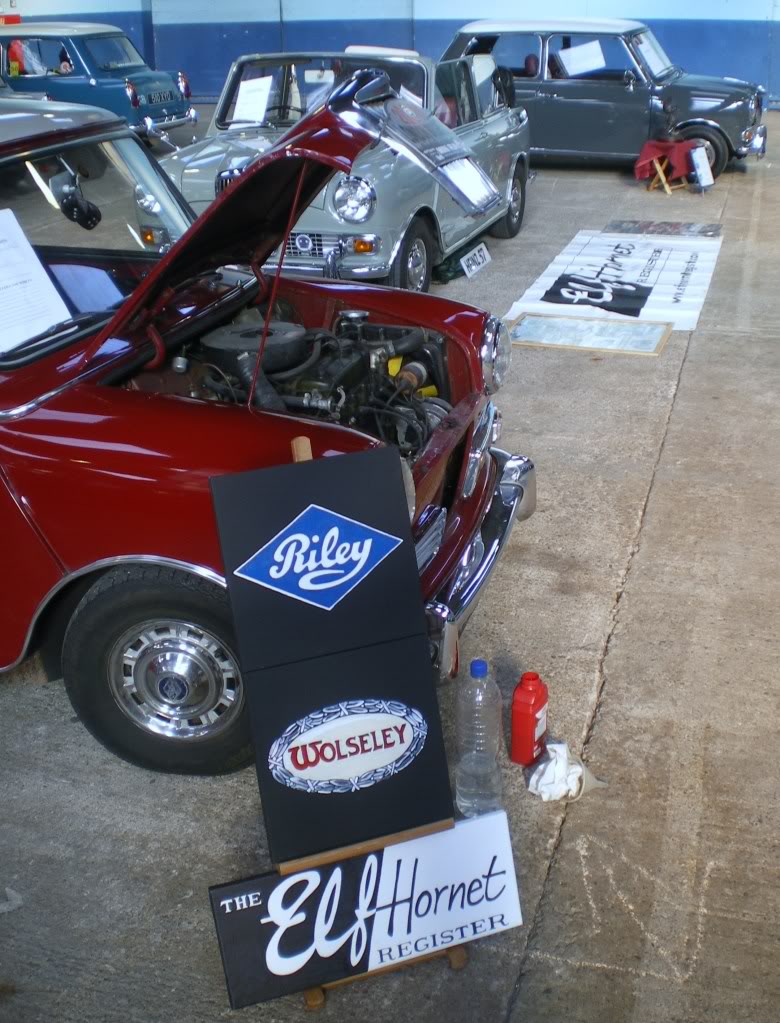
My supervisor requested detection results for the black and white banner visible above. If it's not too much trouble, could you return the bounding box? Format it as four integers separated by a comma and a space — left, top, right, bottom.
210, 812, 522, 1008
506, 230, 722, 330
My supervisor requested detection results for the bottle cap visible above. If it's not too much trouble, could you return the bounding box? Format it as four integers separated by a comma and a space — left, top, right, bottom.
521, 671, 541, 687
470, 659, 488, 678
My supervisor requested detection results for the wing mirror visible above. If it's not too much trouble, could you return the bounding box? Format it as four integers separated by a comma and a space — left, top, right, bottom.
49, 163, 102, 230
624, 69, 637, 92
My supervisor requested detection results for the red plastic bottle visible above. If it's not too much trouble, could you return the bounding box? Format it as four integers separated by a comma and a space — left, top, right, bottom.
511, 672, 549, 766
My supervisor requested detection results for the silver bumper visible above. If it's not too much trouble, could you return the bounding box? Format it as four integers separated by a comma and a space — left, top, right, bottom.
737, 123, 767, 159
426, 448, 536, 678
134, 107, 198, 136
262, 258, 390, 281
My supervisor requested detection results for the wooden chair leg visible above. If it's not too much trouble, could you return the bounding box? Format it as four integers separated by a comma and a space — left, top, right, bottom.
303, 986, 326, 1011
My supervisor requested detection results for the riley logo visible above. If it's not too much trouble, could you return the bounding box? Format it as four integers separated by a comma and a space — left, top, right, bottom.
234, 504, 402, 610
269, 700, 427, 794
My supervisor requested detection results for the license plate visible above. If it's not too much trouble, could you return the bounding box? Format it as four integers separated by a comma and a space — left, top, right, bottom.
460, 241, 491, 279
148, 90, 174, 105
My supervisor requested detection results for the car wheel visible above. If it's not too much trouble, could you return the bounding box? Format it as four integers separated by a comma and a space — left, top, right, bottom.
678, 126, 729, 179
390, 218, 434, 292
489, 164, 526, 239
62, 566, 251, 774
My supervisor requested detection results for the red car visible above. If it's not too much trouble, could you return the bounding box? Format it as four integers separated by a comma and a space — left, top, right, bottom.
0, 75, 535, 773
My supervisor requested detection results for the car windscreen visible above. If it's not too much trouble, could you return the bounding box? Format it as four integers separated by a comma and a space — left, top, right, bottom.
82, 34, 145, 71
217, 57, 427, 128
632, 30, 674, 78
0, 135, 191, 362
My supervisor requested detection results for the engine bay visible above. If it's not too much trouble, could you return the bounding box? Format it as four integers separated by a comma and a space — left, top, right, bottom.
131, 306, 453, 460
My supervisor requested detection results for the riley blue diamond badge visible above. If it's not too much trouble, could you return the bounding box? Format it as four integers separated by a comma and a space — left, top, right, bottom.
233, 504, 403, 611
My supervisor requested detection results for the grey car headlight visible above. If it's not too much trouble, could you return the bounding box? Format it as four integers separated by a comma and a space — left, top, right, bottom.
481, 315, 512, 394
333, 176, 376, 223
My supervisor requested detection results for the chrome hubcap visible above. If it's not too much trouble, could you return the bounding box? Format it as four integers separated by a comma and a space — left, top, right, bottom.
509, 181, 522, 221
108, 620, 243, 741
406, 238, 427, 291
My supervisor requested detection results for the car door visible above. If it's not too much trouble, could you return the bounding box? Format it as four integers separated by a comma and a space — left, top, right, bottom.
535, 33, 651, 157
432, 59, 495, 249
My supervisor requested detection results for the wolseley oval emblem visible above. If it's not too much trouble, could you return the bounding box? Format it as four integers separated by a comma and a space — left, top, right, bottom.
268, 699, 427, 794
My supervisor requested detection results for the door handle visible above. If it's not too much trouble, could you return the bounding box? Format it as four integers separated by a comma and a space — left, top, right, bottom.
549, 93, 563, 100
478, 131, 488, 140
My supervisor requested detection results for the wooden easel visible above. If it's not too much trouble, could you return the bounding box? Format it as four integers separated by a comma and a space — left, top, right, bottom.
283, 435, 464, 1009
647, 156, 688, 196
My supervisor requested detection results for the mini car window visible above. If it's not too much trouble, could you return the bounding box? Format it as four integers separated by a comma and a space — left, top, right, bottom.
433, 62, 477, 128
490, 34, 542, 79
471, 54, 505, 116
5, 38, 48, 77
547, 35, 639, 82
82, 34, 145, 71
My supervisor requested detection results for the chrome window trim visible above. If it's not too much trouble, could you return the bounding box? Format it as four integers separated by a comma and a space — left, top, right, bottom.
1, 555, 227, 674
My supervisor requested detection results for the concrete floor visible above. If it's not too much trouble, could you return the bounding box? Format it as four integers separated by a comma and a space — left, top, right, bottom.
1, 112, 778, 1022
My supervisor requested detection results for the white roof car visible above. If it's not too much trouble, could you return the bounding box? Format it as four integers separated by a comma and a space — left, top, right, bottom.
458, 19, 647, 36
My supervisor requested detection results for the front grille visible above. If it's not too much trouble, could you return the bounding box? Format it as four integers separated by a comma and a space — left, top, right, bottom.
215, 168, 244, 196
288, 232, 341, 258
414, 507, 447, 572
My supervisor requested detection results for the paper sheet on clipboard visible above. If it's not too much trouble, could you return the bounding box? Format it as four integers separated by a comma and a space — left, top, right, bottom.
0, 208, 70, 354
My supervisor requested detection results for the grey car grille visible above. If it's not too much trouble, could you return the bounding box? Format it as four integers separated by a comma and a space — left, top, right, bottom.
215, 168, 244, 196
287, 232, 341, 258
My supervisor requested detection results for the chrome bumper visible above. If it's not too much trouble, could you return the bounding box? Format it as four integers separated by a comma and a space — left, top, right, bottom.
426, 448, 536, 678
262, 258, 390, 281
134, 107, 198, 136
737, 123, 767, 159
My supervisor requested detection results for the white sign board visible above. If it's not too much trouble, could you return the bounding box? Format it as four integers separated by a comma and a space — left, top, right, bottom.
505, 230, 723, 331
0, 208, 70, 354
210, 810, 522, 1007
233, 75, 273, 124
690, 146, 715, 189
557, 40, 605, 77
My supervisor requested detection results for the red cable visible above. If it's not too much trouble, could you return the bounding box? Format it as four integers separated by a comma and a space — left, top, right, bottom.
248, 161, 308, 409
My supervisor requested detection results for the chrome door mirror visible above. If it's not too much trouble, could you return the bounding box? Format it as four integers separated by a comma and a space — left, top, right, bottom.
624, 69, 637, 92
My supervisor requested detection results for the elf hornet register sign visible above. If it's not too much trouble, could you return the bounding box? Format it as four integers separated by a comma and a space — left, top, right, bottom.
211, 447, 454, 866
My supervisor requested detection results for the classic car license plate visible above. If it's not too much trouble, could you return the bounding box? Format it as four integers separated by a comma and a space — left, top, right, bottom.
148, 90, 175, 105
460, 241, 491, 279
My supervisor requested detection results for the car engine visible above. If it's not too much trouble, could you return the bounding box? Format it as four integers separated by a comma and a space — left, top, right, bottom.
165, 308, 453, 459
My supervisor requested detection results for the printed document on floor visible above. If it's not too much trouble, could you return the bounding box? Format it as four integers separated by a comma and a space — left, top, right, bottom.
505, 230, 723, 330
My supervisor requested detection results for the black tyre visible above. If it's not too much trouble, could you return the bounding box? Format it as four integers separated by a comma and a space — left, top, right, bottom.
62, 565, 251, 774
489, 163, 526, 239
678, 125, 729, 179
390, 217, 434, 292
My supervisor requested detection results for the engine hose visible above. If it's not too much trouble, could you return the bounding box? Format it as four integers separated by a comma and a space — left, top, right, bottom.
363, 327, 426, 357
236, 351, 286, 410
267, 340, 322, 382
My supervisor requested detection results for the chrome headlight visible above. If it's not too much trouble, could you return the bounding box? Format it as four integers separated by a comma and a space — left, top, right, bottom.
480, 315, 512, 394
333, 176, 376, 223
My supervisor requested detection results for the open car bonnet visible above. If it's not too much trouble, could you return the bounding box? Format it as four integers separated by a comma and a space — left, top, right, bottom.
93, 70, 501, 350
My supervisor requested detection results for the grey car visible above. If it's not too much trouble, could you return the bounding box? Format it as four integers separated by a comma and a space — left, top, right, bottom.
443, 19, 767, 177
162, 50, 530, 291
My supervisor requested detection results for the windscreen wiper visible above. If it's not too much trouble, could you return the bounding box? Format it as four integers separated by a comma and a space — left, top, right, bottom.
12, 310, 113, 353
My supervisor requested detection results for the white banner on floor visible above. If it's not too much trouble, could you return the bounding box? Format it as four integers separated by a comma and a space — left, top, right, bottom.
505, 230, 722, 331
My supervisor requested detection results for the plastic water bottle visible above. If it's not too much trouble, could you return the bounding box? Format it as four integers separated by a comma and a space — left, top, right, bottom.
455, 658, 503, 817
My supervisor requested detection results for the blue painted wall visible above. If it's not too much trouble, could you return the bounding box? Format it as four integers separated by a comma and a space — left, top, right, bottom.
13, 1, 780, 102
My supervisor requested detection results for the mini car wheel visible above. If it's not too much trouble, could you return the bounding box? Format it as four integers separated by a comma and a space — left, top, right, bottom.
62, 566, 251, 774
489, 164, 526, 239
390, 217, 434, 292
678, 126, 729, 179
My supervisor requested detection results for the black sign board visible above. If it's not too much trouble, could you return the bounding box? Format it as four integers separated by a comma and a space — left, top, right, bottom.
209, 812, 523, 1008
211, 447, 453, 866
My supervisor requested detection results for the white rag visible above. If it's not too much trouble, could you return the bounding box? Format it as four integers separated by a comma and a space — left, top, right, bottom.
525, 740, 606, 801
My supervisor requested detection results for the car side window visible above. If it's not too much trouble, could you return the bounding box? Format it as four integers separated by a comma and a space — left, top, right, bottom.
434, 61, 478, 128
490, 34, 543, 79
5, 38, 49, 77
547, 34, 639, 82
